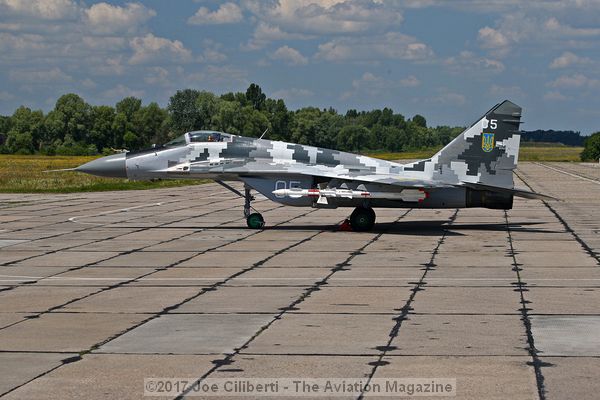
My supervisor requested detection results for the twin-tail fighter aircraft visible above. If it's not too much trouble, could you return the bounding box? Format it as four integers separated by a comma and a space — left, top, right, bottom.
74, 100, 552, 231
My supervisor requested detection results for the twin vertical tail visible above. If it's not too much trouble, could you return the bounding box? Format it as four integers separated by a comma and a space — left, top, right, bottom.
405, 100, 522, 189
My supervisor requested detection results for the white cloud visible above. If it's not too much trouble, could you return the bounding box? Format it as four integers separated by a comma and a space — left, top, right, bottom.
543, 90, 569, 101
0, 0, 78, 20
91, 56, 126, 76
0, 1, 197, 90
548, 73, 600, 89
399, 1, 600, 13
0, 90, 14, 101
341, 72, 420, 100
399, 75, 421, 87
0, 22, 21, 31
9, 67, 72, 83
241, 1, 404, 49
197, 41, 227, 63
244, 1, 403, 36
253, 22, 311, 42
270, 46, 308, 66
544, 17, 600, 37
85, 2, 156, 34
242, 22, 312, 50
272, 88, 314, 99
489, 84, 525, 99
444, 51, 505, 73
144, 67, 170, 86
0, 32, 46, 53
187, 65, 247, 88
316, 32, 433, 62
129, 34, 192, 65
188, 2, 243, 25
0, 3, 163, 65
82, 36, 127, 51
549, 51, 592, 68
199, 48, 227, 63
478, 14, 600, 57
81, 78, 96, 89
101, 84, 144, 101
430, 92, 466, 106
478, 26, 509, 49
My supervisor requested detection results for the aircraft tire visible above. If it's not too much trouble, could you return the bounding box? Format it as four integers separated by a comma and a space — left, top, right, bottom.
246, 213, 265, 229
350, 207, 376, 232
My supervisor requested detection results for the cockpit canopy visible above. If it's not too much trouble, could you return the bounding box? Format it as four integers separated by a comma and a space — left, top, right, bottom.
189, 131, 223, 143
164, 130, 230, 148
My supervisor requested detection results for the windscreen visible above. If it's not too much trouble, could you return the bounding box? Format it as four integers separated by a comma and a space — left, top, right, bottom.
164, 135, 187, 147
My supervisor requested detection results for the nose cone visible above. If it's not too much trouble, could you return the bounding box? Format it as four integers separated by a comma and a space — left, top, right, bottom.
76, 153, 127, 178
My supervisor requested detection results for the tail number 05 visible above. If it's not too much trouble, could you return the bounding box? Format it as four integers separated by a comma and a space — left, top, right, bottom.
482, 118, 498, 130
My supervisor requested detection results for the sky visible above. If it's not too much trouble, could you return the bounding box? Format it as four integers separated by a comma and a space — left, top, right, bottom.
1, 0, 600, 134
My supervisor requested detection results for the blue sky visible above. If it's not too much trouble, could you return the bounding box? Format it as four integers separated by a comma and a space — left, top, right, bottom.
1, 0, 600, 134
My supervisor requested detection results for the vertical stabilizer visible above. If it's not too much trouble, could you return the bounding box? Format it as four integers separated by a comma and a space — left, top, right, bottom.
404, 100, 522, 188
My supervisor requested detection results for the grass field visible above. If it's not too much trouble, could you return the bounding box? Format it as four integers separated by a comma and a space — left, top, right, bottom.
518, 144, 584, 161
364, 147, 443, 160
0, 145, 584, 193
0, 155, 208, 193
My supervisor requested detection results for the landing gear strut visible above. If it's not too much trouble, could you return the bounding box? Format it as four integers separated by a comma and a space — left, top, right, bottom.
214, 180, 264, 229
349, 207, 376, 232
244, 186, 264, 229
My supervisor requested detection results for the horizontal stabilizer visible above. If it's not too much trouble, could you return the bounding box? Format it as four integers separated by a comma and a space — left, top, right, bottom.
460, 182, 558, 201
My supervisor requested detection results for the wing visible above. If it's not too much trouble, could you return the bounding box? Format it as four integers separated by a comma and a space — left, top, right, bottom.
212, 161, 452, 189
181, 159, 555, 201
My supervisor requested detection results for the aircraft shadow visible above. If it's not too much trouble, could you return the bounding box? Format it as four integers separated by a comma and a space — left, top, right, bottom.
197, 220, 555, 236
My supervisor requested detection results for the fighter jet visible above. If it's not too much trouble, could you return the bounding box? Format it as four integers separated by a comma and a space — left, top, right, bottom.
75, 100, 552, 231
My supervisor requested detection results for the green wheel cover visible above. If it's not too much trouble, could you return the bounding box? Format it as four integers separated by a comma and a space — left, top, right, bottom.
247, 213, 264, 229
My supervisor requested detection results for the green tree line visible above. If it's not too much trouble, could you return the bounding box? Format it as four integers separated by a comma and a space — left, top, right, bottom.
0, 84, 462, 156
1, 83, 596, 159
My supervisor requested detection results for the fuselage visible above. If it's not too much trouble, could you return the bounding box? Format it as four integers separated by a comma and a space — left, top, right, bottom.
112, 131, 507, 210
125, 133, 404, 181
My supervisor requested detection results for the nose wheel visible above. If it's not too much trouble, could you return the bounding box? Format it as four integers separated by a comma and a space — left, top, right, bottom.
246, 212, 265, 229
349, 206, 376, 231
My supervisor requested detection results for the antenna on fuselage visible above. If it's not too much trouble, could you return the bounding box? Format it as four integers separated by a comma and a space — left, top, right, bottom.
259, 128, 268, 139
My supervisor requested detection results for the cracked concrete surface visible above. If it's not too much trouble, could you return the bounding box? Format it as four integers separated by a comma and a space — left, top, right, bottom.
0, 162, 599, 399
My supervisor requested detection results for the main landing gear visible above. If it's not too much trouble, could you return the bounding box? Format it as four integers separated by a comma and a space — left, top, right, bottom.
349, 206, 376, 232
214, 180, 265, 229
244, 186, 264, 229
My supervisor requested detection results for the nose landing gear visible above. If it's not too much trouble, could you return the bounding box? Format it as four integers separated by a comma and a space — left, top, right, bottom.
244, 186, 265, 229
215, 180, 265, 229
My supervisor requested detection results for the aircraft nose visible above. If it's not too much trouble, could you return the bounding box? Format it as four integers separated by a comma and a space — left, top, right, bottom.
76, 153, 127, 178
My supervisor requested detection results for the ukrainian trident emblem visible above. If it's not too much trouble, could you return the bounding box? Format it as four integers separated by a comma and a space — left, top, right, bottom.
482, 132, 495, 152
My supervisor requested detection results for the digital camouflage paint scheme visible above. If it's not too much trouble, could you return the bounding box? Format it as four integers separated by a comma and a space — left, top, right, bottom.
75, 100, 553, 231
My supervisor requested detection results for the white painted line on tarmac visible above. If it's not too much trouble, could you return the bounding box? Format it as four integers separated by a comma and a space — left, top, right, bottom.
535, 162, 600, 185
